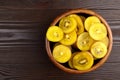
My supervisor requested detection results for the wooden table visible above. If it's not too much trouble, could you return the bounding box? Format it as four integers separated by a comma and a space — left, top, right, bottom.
0, 0, 119, 80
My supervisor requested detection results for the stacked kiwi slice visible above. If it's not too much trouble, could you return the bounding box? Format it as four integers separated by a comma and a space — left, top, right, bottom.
46, 14, 109, 71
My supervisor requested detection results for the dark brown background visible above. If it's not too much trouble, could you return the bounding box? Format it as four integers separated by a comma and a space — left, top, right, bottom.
0, 0, 119, 80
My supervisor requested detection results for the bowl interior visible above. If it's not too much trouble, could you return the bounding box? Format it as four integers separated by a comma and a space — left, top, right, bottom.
46, 9, 113, 74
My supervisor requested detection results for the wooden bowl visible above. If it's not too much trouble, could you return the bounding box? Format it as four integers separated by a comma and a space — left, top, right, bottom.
46, 9, 113, 74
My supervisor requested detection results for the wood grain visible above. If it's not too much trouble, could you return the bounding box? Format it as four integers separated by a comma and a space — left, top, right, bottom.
0, 0, 119, 80
0, 63, 119, 80
0, 0, 119, 9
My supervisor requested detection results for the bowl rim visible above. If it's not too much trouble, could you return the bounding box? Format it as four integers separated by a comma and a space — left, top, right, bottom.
46, 8, 113, 74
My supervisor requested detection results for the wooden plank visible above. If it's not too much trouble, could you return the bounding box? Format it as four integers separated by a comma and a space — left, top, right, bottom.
0, 23, 118, 64
0, 45, 118, 64
0, 46, 49, 64
0, 0, 51, 9
51, 0, 120, 9
0, 9, 66, 22
0, 0, 119, 9
0, 63, 119, 80
0, 9, 119, 22
0, 22, 118, 45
